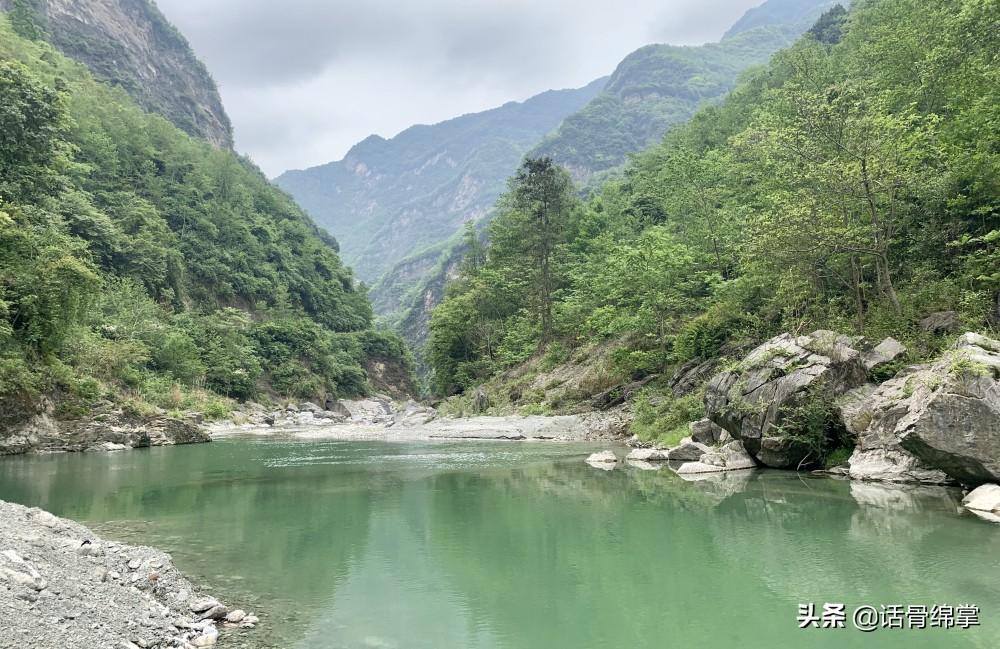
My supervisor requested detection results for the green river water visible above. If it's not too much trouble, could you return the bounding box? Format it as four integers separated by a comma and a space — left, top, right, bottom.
0, 436, 998, 648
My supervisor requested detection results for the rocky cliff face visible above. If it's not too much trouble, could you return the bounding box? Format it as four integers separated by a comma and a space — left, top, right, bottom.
0, 0, 232, 148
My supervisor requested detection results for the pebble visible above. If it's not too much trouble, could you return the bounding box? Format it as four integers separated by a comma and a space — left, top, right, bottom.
225, 609, 246, 623
0, 500, 261, 648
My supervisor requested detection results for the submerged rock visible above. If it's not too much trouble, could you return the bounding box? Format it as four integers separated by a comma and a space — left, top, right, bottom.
847, 333, 1000, 485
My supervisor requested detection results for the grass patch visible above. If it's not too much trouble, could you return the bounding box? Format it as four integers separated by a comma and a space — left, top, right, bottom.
630, 389, 704, 447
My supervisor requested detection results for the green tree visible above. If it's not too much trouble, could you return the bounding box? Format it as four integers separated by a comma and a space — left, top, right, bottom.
488, 157, 578, 346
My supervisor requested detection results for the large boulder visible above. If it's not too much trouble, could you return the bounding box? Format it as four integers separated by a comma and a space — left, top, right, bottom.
842, 380, 951, 484
704, 331, 869, 468
847, 333, 1000, 485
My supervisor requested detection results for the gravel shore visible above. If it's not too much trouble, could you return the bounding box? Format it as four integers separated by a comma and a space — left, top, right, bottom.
0, 500, 256, 648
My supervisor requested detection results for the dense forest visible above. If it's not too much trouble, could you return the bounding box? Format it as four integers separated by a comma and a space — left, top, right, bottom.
428, 0, 999, 450
0, 16, 410, 426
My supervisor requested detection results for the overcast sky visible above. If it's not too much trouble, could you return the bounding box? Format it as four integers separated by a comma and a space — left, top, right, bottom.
155, 0, 763, 176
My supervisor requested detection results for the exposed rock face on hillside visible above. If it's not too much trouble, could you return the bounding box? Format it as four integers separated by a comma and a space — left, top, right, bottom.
847, 333, 1000, 486
0, 0, 233, 147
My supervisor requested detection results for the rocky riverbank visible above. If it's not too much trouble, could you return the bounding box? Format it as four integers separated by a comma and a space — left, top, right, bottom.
585, 330, 1000, 500
0, 500, 256, 648
0, 403, 209, 456
210, 396, 630, 443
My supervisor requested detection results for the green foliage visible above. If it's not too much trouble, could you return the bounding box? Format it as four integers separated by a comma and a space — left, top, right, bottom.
430, 0, 1000, 407
773, 388, 851, 467
0, 19, 408, 422
630, 390, 704, 447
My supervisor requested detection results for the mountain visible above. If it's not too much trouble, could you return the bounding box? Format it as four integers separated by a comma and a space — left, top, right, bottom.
275, 79, 607, 286
530, 0, 841, 183
0, 12, 411, 435
0, 0, 233, 148
723, 0, 842, 39
345, 0, 846, 361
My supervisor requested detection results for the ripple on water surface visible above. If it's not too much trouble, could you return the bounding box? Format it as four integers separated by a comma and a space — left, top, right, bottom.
0, 438, 998, 649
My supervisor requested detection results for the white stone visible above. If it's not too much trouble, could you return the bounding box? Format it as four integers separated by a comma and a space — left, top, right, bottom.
625, 447, 669, 461
963, 484, 1000, 513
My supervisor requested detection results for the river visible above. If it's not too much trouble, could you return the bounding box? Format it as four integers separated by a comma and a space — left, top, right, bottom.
0, 435, 998, 648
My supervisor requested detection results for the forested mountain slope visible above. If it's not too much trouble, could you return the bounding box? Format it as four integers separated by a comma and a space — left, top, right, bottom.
723, 0, 841, 39
361, 0, 841, 361
275, 79, 607, 285
429, 0, 999, 456
0, 0, 233, 148
529, 0, 839, 183
0, 16, 409, 435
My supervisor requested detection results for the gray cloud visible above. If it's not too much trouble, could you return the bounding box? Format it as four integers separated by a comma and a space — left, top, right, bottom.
155, 0, 763, 175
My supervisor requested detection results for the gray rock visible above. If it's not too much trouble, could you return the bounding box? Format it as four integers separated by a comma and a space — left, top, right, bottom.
198, 604, 229, 621
626, 459, 663, 471
920, 311, 961, 335
848, 332, 1000, 485
676, 441, 756, 474
667, 441, 711, 462
688, 418, 725, 445
225, 609, 246, 623
625, 447, 670, 461
189, 597, 220, 614
668, 358, 719, 397
704, 330, 869, 468
861, 337, 907, 373
848, 447, 952, 484
585, 450, 617, 465
191, 625, 219, 647
591, 374, 658, 410
472, 387, 490, 414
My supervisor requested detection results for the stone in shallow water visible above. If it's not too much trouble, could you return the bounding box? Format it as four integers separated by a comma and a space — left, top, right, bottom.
225, 609, 246, 623
626, 460, 663, 471
667, 441, 711, 462
625, 447, 669, 461
676, 441, 756, 474
586, 450, 617, 464
963, 484, 1000, 514
189, 596, 220, 613
704, 330, 869, 468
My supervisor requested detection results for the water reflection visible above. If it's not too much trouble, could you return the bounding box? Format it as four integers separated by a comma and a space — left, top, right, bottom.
0, 439, 998, 649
